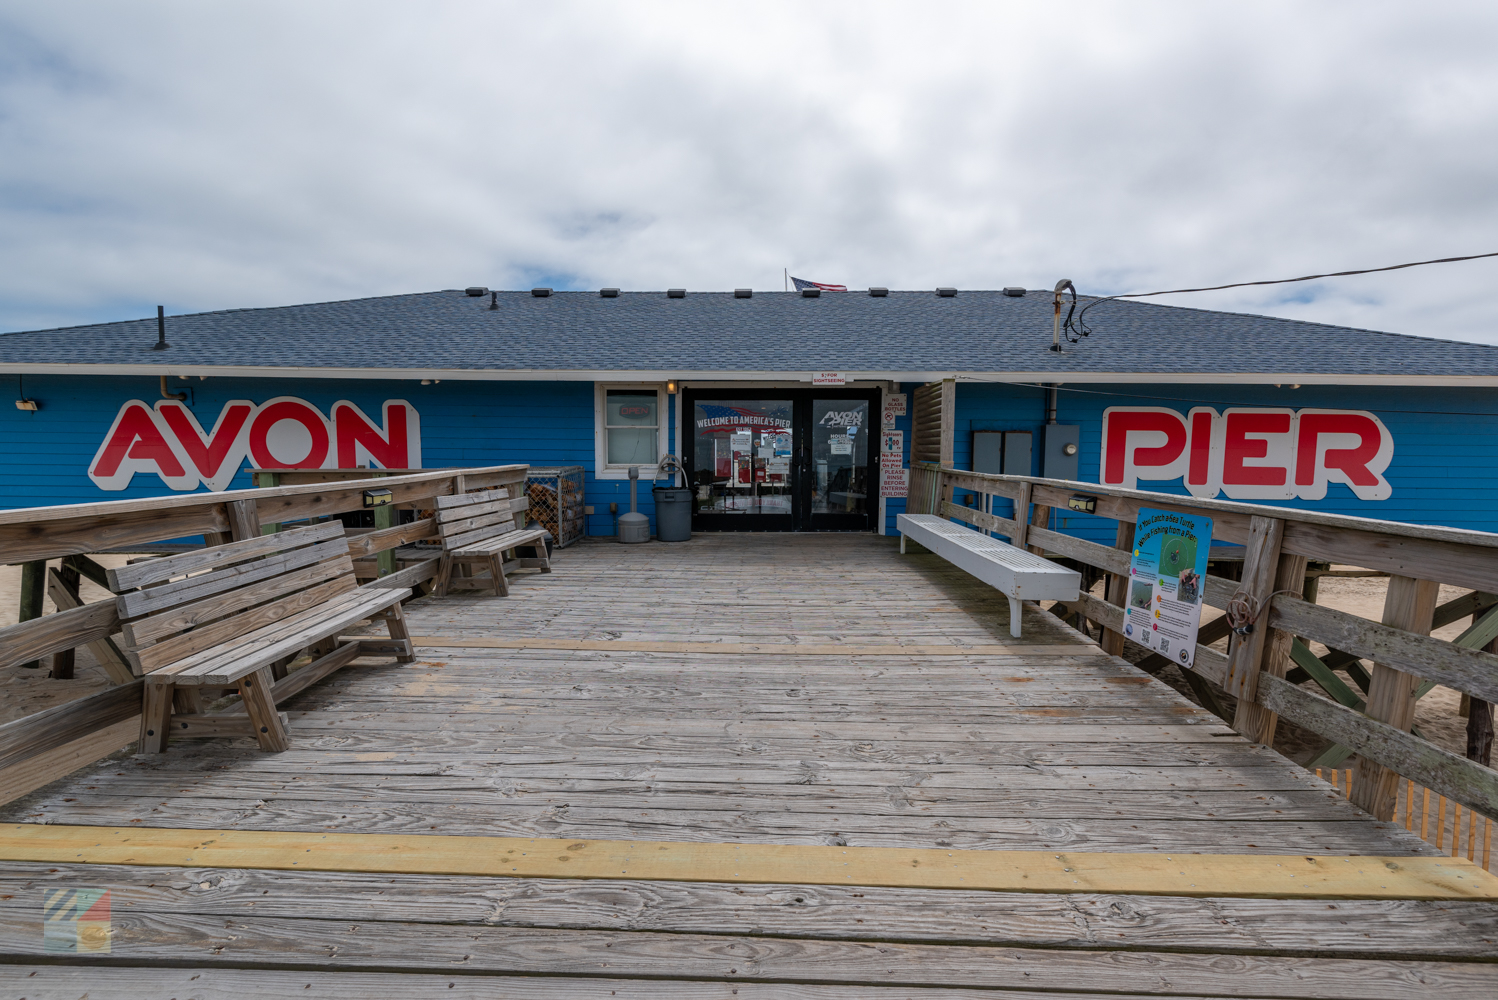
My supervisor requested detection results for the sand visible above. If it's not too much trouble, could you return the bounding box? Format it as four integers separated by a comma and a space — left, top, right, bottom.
1, 554, 135, 725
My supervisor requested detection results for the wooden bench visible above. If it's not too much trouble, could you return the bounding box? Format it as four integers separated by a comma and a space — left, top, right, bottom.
897, 513, 1080, 638
108, 522, 415, 753
434, 490, 551, 597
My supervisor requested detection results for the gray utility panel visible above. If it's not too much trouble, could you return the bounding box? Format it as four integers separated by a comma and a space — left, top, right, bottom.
972, 431, 1032, 476
1041, 424, 1081, 480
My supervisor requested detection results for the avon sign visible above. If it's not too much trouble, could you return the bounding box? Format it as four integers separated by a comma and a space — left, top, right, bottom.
89, 397, 422, 492
1101, 406, 1393, 501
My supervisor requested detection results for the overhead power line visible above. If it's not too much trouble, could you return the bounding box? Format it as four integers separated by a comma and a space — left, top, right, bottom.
1101, 250, 1498, 301
1058, 250, 1498, 344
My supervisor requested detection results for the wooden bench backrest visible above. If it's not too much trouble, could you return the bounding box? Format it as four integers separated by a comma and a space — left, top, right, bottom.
434, 490, 530, 550
106, 522, 356, 675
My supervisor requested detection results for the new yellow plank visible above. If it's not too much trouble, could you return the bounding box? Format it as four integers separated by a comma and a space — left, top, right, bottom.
403, 636, 1105, 656
2, 824, 1493, 900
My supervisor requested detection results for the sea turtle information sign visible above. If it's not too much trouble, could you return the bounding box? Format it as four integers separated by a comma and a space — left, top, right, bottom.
1123, 507, 1212, 669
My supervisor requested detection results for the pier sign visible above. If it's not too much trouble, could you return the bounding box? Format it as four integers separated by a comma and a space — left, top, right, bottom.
1101, 406, 1393, 500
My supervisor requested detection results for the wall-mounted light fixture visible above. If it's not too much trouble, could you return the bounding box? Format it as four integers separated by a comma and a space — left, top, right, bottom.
14, 375, 37, 411
667, 380, 677, 393
1067, 494, 1097, 514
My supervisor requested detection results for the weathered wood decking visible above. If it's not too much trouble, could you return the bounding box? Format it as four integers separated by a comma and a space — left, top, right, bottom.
3, 534, 1496, 997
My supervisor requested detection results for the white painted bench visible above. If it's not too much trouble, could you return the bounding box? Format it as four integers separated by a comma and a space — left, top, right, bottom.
897, 513, 1080, 638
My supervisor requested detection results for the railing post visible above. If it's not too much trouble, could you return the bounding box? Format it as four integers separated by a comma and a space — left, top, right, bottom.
1471, 634, 1497, 767
372, 472, 396, 577
253, 472, 281, 533
225, 499, 261, 542
939, 379, 956, 469
49, 562, 81, 679
1223, 516, 1286, 733
1233, 550, 1308, 743
1011, 482, 1033, 550
936, 468, 953, 514
17, 561, 45, 670
1100, 520, 1136, 657
1025, 502, 1051, 556
1352, 574, 1439, 819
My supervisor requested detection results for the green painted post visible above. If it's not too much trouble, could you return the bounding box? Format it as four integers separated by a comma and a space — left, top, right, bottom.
373, 472, 395, 577
18, 560, 46, 669
255, 471, 281, 534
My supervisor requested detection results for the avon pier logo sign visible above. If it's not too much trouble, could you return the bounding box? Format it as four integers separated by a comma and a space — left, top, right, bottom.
89, 397, 422, 491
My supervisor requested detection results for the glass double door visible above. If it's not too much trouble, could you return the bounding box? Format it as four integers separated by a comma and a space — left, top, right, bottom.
686, 388, 879, 531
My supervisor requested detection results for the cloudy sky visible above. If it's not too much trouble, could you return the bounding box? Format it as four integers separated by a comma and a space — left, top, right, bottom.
2, 2, 1497, 342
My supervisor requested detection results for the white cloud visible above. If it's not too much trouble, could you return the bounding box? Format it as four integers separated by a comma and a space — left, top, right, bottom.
2, 0, 1497, 343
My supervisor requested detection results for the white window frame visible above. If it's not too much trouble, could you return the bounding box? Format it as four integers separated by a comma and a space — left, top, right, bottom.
595, 382, 669, 479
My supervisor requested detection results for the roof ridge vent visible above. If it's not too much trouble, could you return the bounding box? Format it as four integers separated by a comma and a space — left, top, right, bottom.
667, 288, 686, 298
868, 287, 888, 297
600, 288, 620, 298
936, 287, 957, 297
801, 287, 821, 298
1003, 287, 1026, 297
734, 288, 752, 298
531, 287, 553, 297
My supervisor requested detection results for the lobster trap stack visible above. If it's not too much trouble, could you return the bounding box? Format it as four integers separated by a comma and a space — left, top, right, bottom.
525, 466, 586, 548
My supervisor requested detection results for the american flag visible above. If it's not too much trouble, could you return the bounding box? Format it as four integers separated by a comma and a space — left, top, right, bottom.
790, 276, 848, 292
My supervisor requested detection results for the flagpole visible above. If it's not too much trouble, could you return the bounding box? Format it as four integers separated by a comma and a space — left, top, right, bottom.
784, 268, 788, 292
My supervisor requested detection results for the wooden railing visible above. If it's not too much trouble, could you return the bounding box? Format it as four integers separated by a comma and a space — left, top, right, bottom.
912, 462, 1498, 825
0, 465, 528, 803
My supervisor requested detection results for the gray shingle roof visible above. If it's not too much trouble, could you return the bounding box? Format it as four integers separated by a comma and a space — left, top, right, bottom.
2, 288, 1496, 378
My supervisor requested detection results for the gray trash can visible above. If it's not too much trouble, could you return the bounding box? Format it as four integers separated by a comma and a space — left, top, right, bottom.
652, 486, 693, 542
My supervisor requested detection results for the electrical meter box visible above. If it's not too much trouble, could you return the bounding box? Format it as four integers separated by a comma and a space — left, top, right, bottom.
1041, 424, 1081, 480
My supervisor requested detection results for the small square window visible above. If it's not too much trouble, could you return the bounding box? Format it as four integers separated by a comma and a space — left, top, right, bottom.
604, 390, 659, 467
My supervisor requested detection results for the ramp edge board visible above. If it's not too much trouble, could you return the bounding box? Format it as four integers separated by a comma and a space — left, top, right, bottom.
400, 636, 1105, 655
2, 824, 1493, 900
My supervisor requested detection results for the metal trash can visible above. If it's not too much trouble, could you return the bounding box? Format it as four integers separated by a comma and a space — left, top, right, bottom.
652, 486, 693, 542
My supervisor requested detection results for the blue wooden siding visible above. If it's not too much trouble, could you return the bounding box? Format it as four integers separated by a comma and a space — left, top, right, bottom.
2, 374, 1493, 542
0, 375, 690, 538
953, 381, 1498, 543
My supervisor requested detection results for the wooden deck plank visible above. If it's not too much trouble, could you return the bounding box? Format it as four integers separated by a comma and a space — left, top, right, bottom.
34, 776, 1377, 821
11, 861, 1497, 958
404, 636, 1106, 655
3, 823, 1473, 896
98, 755, 1347, 790
0, 911, 1493, 999
0, 967, 1217, 1000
